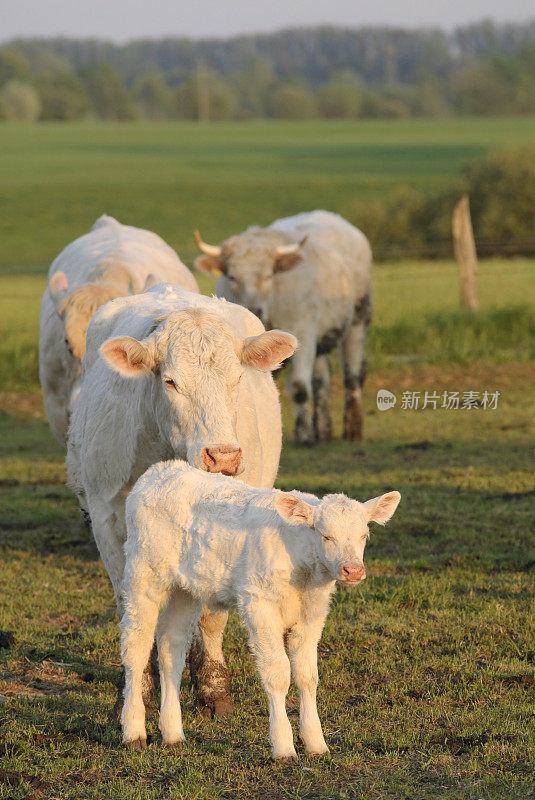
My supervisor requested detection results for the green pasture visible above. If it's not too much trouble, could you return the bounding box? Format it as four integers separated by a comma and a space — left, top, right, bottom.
1, 258, 533, 392
1, 116, 535, 267
0, 117, 534, 798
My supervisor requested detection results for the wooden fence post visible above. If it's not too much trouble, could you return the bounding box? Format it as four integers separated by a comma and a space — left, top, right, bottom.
452, 195, 478, 311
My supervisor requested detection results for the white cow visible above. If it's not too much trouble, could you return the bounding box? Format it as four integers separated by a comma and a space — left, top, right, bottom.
120, 459, 401, 757
66, 283, 297, 716
195, 210, 372, 445
39, 214, 199, 444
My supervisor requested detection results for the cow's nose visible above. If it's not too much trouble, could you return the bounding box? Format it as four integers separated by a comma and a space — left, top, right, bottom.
340, 564, 366, 583
202, 446, 242, 476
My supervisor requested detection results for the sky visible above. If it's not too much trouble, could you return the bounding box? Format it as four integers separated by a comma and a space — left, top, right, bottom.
2, 0, 534, 42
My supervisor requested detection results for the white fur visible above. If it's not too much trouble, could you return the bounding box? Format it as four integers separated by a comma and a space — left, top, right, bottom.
196, 210, 372, 444
39, 214, 199, 444
66, 283, 296, 685
120, 461, 400, 757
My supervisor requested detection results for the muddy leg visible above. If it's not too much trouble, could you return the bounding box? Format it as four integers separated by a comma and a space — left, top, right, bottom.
312, 354, 332, 443
189, 607, 234, 718
341, 292, 372, 441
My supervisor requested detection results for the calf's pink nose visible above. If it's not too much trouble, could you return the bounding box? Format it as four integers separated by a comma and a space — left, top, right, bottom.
202, 446, 242, 476
341, 564, 366, 583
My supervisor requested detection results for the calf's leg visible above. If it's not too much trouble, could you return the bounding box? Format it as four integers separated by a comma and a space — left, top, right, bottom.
287, 620, 329, 755
244, 609, 295, 759
189, 607, 234, 717
157, 588, 202, 745
120, 581, 167, 748
90, 500, 158, 719
341, 292, 372, 441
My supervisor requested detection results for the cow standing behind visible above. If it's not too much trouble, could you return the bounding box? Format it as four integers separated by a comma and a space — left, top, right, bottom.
195, 210, 372, 445
67, 283, 297, 717
120, 459, 401, 757
39, 214, 198, 444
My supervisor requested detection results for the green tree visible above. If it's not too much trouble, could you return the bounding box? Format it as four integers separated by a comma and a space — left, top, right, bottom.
175, 70, 238, 121
231, 55, 275, 118
80, 63, 137, 120
133, 72, 174, 119
0, 47, 30, 86
268, 80, 317, 119
0, 80, 41, 121
37, 72, 90, 120
316, 72, 361, 118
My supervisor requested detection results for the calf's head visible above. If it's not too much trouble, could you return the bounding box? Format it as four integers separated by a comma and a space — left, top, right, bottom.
194, 228, 307, 325
275, 490, 401, 583
100, 308, 297, 475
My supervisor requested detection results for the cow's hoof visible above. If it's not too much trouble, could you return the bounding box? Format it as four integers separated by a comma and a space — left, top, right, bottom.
125, 737, 147, 751
163, 739, 185, 749
214, 697, 235, 717
197, 695, 235, 719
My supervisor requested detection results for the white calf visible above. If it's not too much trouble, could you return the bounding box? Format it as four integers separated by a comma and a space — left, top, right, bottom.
121, 460, 400, 758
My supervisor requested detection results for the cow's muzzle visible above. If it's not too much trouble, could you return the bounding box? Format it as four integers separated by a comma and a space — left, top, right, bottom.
202, 446, 243, 476
340, 564, 366, 584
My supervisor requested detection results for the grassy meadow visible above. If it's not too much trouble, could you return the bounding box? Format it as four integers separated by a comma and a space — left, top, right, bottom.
0, 119, 534, 799
2, 116, 535, 268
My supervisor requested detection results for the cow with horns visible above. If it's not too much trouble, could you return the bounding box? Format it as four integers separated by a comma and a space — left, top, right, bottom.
194, 210, 372, 444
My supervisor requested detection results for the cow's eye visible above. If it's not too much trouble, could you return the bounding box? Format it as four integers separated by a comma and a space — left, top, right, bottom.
322, 534, 334, 543
64, 338, 73, 356
164, 377, 177, 390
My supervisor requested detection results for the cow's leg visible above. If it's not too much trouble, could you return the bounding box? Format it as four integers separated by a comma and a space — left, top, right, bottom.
90, 501, 158, 719
243, 606, 295, 759
120, 579, 167, 748
287, 620, 329, 755
287, 336, 316, 446
341, 292, 372, 441
312, 354, 332, 443
157, 588, 202, 746
189, 607, 234, 718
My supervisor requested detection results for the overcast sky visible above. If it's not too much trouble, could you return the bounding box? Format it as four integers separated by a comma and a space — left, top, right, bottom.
2, 0, 534, 43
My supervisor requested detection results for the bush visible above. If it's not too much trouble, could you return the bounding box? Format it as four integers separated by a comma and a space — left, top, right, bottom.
0, 80, 41, 121
316, 72, 361, 118
463, 146, 535, 255
268, 81, 317, 119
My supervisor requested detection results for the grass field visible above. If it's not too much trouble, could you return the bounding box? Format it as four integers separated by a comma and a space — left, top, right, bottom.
0, 118, 534, 799
2, 117, 535, 268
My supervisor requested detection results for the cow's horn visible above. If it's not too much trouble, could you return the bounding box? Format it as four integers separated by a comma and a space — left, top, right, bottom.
194, 230, 222, 257
274, 235, 307, 257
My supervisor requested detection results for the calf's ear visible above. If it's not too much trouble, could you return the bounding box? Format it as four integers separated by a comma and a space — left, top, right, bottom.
141, 273, 157, 292
240, 330, 297, 371
363, 491, 401, 525
275, 493, 315, 527
194, 255, 225, 277
49, 271, 68, 311
100, 335, 157, 377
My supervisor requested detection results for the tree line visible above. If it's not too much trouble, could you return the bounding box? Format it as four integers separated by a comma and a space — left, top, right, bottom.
1, 20, 535, 121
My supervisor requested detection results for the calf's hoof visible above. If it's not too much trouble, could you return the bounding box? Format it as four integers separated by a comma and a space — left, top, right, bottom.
273, 750, 297, 762
163, 739, 185, 749
125, 737, 147, 751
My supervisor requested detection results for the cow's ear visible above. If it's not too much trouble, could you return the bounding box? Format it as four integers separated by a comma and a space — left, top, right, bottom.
363, 491, 401, 525
49, 271, 68, 310
240, 330, 297, 371
273, 252, 303, 274
194, 255, 226, 277
275, 493, 315, 527
100, 335, 157, 377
